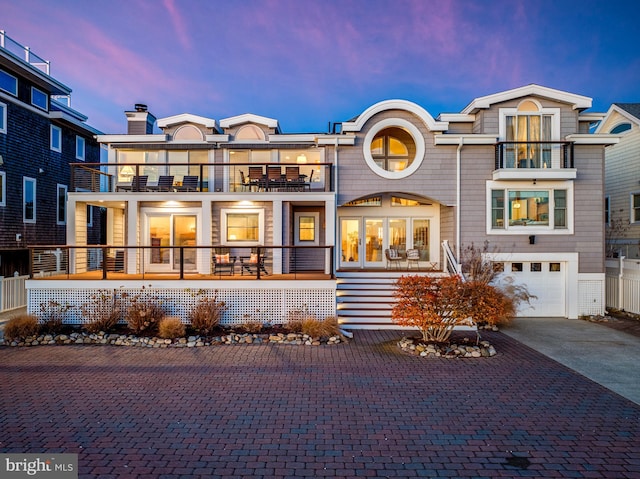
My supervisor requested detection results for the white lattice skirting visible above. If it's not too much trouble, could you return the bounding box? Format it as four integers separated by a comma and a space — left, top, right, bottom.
27, 280, 336, 326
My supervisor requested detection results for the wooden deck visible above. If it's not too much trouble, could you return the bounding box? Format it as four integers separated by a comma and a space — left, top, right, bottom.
31, 271, 334, 281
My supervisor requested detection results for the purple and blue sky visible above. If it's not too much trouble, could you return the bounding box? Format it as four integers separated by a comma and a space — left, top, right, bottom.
3, 0, 639, 134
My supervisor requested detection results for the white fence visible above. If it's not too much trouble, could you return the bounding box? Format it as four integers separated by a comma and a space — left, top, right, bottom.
0, 275, 29, 312
605, 258, 640, 315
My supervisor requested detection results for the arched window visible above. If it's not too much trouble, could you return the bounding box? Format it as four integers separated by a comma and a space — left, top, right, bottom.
610, 123, 632, 134
173, 125, 203, 141
236, 125, 265, 141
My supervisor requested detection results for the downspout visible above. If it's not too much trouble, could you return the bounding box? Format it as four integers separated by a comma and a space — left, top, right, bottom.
456, 138, 463, 270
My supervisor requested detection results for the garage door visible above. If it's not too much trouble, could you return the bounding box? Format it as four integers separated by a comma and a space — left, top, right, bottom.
495, 261, 566, 317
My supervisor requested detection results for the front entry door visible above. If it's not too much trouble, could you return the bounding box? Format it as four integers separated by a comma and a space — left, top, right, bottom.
340, 218, 360, 268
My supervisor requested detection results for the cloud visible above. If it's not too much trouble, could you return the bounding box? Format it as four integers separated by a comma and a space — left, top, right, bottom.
163, 0, 192, 51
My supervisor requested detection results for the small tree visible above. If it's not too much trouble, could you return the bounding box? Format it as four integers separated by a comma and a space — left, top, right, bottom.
392, 275, 470, 343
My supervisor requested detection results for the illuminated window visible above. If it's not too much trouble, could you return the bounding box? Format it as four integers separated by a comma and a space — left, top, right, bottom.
370, 127, 414, 172
173, 125, 203, 141
490, 187, 569, 231
343, 196, 381, 207
221, 209, 264, 245
298, 216, 316, 242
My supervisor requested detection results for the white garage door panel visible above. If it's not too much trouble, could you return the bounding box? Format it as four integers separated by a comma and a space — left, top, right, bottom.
497, 262, 566, 317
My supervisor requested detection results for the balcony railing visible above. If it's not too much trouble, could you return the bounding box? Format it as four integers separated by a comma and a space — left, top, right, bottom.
29, 245, 335, 281
494, 141, 574, 170
0, 30, 50, 74
70, 162, 334, 193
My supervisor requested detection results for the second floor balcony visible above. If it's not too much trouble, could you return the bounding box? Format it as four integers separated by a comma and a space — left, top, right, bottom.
493, 141, 576, 181
71, 162, 334, 194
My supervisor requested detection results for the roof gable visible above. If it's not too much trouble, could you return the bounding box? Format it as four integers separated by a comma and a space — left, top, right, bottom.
462, 84, 592, 114
157, 113, 217, 129
219, 113, 279, 130
595, 103, 640, 134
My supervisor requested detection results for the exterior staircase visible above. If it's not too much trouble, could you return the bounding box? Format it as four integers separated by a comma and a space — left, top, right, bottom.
336, 270, 446, 329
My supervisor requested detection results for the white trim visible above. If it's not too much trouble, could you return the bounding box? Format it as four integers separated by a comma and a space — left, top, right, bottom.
205, 134, 230, 142
631, 192, 640, 224
565, 134, 619, 145
50, 124, 62, 152
172, 124, 205, 142
96, 134, 168, 143
316, 135, 356, 146
221, 207, 265, 246
578, 112, 606, 123
268, 134, 316, 142
499, 106, 561, 141
434, 134, 497, 145
342, 99, 448, 132
0, 171, 5, 206
595, 104, 640, 134
23, 176, 36, 223
362, 118, 426, 179
220, 113, 278, 129
436, 113, 475, 122
295, 212, 320, 246
0, 100, 6, 134
462, 84, 592, 114
486, 180, 574, 235
157, 113, 217, 129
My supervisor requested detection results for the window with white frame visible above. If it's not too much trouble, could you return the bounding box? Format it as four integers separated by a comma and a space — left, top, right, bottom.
0, 101, 6, 134
500, 100, 560, 169
87, 205, 93, 227
488, 182, 571, 233
363, 118, 425, 179
0, 69, 17, 96
604, 196, 610, 225
23, 177, 36, 223
76, 135, 85, 160
632, 193, 640, 224
56, 184, 67, 224
0, 171, 5, 207
221, 208, 264, 245
51, 124, 61, 152
31, 87, 48, 110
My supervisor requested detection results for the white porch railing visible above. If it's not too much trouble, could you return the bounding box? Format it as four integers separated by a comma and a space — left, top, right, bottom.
605, 257, 640, 315
0, 275, 29, 312
442, 240, 463, 279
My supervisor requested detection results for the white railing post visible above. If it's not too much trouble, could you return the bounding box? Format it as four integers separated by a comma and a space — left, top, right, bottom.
618, 255, 625, 311
0, 276, 4, 312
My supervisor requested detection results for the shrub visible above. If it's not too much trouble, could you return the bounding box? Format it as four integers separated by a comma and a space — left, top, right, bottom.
392, 275, 471, 343
4, 314, 40, 341
462, 280, 516, 327
80, 289, 122, 334
286, 314, 340, 339
39, 301, 73, 334
188, 293, 227, 335
158, 317, 186, 339
125, 301, 165, 335
239, 320, 263, 333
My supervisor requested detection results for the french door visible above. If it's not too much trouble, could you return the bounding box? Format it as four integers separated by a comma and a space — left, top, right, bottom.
146, 213, 197, 272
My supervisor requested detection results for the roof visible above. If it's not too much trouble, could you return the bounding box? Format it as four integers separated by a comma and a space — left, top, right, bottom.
614, 103, 640, 121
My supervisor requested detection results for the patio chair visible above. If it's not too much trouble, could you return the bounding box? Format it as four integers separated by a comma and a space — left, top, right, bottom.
240, 253, 269, 276
176, 175, 198, 192
117, 175, 148, 192
385, 248, 402, 270
239, 171, 252, 191
406, 248, 420, 269
303, 169, 314, 191
213, 252, 236, 275
267, 166, 284, 191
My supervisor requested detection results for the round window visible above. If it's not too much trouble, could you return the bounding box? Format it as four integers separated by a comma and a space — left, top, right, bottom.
363, 119, 425, 179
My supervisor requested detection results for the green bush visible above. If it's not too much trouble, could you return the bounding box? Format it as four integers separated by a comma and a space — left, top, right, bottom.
158, 317, 186, 339
4, 314, 40, 341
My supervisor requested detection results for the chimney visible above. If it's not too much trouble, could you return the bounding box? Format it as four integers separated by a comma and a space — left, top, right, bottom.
125, 104, 156, 134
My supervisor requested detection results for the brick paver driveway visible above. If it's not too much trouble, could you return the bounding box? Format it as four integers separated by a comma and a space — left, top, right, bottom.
1, 330, 639, 478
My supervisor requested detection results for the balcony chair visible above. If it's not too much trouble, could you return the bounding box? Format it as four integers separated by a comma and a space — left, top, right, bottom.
385, 248, 402, 270
304, 169, 314, 191
239, 171, 252, 191
118, 175, 148, 192
248, 166, 265, 191
176, 175, 198, 192
149, 175, 174, 192
285, 166, 304, 191
267, 166, 284, 191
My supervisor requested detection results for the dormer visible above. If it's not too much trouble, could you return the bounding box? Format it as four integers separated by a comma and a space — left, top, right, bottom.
156, 113, 219, 142
219, 113, 280, 141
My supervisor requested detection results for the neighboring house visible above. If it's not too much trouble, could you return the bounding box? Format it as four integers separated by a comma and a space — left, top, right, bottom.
0, 31, 103, 279
26, 84, 618, 327
597, 103, 640, 259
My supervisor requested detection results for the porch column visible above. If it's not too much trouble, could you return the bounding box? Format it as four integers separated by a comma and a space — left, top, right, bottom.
67, 196, 77, 274
202, 201, 212, 274
272, 199, 282, 275
325, 198, 335, 275
126, 199, 138, 274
